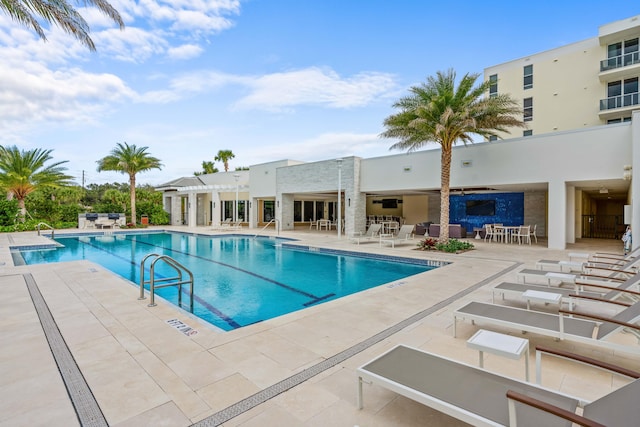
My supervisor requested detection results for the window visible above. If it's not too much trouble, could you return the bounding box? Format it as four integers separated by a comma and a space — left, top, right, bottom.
606, 78, 639, 109
523, 130, 533, 136
608, 42, 623, 59
222, 201, 233, 221
263, 201, 274, 222
523, 97, 533, 122
237, 200, 246, 222
489, 74, 498, 98
523, 65, 533, 89
606, 39, 639, 69
315, 201, 325, 220
293, 201, 302, 221
624, 38, 639, 66
624, 77, 638, 106
304, 201, 314, 221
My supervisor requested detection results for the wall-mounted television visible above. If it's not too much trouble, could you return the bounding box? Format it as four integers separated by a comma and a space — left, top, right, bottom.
382, 199, 398, 209
466, 199, 495, 216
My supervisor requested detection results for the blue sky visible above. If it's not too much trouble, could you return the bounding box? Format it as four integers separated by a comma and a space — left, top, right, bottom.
1, 0, 639, 186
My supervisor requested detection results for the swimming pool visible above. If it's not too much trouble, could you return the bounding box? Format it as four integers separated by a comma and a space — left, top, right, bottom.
16, 231, 438, 331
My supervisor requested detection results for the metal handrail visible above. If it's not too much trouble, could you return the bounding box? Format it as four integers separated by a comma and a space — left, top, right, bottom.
253, 218, 280, 238
36, 222, 54, 238
138, 253, 194, 311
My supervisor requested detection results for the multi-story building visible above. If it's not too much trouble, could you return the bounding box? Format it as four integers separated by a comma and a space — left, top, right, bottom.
486, 15, 640, 138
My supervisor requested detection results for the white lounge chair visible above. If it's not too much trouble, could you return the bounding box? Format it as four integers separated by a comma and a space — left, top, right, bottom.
536, 254, 640, 274
453, 297, 640, 355
379, 224, 415, 247
349, 223, 381, 244
492, 274, 640, 307
516, 268, 629, 286
357, 344, 640, 426
568, 246, 640, 264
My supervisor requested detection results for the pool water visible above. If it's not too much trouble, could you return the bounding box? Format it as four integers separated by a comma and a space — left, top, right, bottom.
17, 232, 436, 331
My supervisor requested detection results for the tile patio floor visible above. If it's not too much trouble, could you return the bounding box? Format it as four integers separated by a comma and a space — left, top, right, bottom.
1, 226, 638, 426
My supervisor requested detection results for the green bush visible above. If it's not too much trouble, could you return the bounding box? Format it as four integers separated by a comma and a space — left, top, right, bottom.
149, 209, 170, 225
0, 199, 19, 226
435, 238, 475, 253
417, 237, 474, 253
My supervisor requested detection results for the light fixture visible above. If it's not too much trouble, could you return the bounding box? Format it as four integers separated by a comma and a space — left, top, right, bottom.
599, 188, 609, 194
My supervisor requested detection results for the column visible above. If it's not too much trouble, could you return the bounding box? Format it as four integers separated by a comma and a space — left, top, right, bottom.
547, 180, 566, 250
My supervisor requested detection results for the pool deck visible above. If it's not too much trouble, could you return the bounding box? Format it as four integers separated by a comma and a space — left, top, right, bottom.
1, 226, 639, 426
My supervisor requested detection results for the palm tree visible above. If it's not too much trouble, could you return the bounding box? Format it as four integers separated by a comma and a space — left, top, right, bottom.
1, 0, 124, 51
214, 150, 235, 172
194, 160, 218, 176
0, 145, 73, 220
380, 69, 525, 242
96, 142, 162, 225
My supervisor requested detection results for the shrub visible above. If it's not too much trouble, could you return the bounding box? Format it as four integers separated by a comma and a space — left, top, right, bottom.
417, 237, 474, 253
435, 238, 475, 253
417, 237, 438, 250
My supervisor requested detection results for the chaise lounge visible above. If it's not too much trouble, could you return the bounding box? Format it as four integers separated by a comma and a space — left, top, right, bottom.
349, 223, 381, 244
453, 297, 640, 355
357, 344, 640, 426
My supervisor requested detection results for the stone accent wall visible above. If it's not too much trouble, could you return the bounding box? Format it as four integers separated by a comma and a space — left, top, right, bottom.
524, 191, 547, 237
276, 157, 362, 232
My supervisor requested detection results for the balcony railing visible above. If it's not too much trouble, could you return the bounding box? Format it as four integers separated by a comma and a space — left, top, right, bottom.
600, 51, 640, 71
599, 92, 640, 110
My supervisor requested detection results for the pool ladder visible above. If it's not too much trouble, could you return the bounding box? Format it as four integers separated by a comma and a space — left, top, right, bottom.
253, 218, 280, 239
139, 253, 194, 311
36, 222, 54, 238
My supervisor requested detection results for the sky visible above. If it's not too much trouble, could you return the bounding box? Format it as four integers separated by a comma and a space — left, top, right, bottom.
1, 0, 639, 186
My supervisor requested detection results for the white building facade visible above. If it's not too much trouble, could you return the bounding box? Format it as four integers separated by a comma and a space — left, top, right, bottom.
158, 16, 640, 251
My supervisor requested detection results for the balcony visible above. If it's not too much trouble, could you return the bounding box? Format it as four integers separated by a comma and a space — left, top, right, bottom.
600, 92, 639, 110
598, 92, 640, 119
600, 52, 640, 71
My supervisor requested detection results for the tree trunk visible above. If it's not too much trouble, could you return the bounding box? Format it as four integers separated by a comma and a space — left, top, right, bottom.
129, 174, 136, 225
17, 198, 26, 223
439, 146, 452, 243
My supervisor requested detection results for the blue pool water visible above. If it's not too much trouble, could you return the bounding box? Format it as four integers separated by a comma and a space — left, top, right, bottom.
17, 232, 437, 331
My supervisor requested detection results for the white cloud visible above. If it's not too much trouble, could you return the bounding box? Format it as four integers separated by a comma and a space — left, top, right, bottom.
0, 59, 136, 136
234, 67, 398, 111
167, 43, 204, 60
171, 10, 235, 32
94, 27, 168, 62
158, 67, 399, 111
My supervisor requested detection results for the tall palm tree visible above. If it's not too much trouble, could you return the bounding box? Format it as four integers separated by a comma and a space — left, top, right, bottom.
0, 145, 73, 220
214, 150, 235, 172
1, 0, 124, 51
96, 142, 162, 225
381, 69, 525, 242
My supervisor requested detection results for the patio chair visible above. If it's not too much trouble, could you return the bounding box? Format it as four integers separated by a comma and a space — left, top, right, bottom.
379, 224, 415, 248
348, 223, 381, 244
452, 297, 640, 355
516, 268, 629, 286
483, 223, 495, 242
357, 344, 640, 426
568, 246, 640, 264
529, 224, 538, 243
512, 225, 531, 245
536, 256, 640, 275
492, 273, 640, 307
